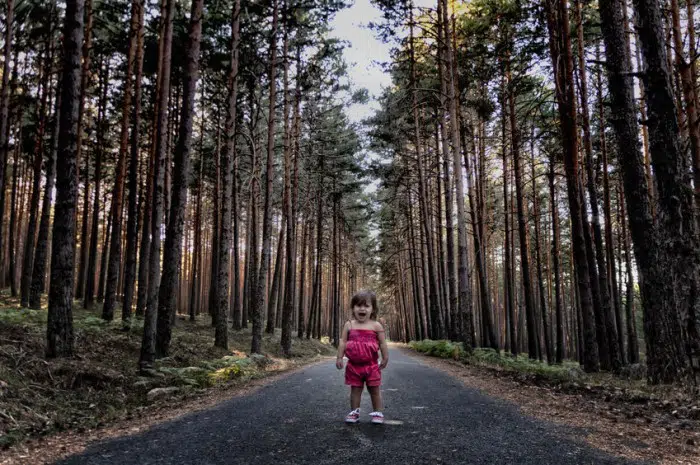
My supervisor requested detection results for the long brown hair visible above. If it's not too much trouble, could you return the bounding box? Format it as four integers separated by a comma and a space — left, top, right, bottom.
350, 290, 379, 320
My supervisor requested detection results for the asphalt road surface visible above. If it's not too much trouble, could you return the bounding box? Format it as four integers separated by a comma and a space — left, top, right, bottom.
57, 348, 646, 465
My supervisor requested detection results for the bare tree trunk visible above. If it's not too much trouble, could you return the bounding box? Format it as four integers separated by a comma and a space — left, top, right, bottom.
441, 0, 472, 346
103, 0, 142, 321
549, 158, 565, 363
140, 0, 175, 370
266, 220, 285, 334
530, 133, 552, 363
252, 0, 279, 354
577, 0, 621, 372
76, 0, 93, 300
84, 62, 108, 309
545, 0, 600, 372
22, 41, 52, 308
47, 0, 85, 358
281, 13, 298, 353
122, 0, 145, 323
29, 67, 61, 310
296, 218, 309, 339
0, 0, 15, 272
155, 0, 204, 357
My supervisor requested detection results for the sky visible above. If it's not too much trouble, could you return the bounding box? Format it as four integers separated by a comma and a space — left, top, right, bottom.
329, 0, 435, 125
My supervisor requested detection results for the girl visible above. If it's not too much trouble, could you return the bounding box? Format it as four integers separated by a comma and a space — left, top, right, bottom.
336, 290, 389, 424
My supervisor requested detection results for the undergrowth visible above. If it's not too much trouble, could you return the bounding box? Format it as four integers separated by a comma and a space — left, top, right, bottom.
409, 339, 584, 382
0, 295, 334, 450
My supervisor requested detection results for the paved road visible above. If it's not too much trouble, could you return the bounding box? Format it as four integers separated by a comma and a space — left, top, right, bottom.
57, 348, 646, 465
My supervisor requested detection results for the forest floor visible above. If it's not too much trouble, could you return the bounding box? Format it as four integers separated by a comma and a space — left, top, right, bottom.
405, 342, 700, 464
0, 292, 335, 463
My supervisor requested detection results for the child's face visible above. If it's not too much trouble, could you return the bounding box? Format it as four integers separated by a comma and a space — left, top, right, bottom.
353, 302, 372, 322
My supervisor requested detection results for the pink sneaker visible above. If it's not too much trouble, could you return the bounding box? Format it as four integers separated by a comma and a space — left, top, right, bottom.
345, 408, 360, 423
369, 411, 384, 424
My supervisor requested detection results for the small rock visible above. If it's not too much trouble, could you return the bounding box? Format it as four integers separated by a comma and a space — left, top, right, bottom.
147, 387, 179, 401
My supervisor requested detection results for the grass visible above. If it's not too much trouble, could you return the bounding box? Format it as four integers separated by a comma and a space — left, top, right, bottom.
0, 294, 335, 450
410, 339, 589, 382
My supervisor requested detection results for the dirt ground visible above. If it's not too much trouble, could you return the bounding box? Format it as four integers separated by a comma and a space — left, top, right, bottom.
401, 346, 699, 465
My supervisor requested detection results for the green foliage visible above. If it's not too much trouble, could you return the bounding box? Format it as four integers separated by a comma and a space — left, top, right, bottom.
409, 340, 583, 382
0, 307, 46, 325
468, 348, 582, 381
409, 339, 465, 359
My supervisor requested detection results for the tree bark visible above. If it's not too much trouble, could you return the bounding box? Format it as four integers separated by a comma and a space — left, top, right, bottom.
441, 0, 472, 346
47, 0, 85, 358
544, 0, 599, 372
76, 0, 93, 301
155, 0, 204, 357
103, 0, 142, 321
29, 72, 61, 310
252, 0, 279, 354
84, 62, 108, 309
122, 0, 145, 323
140, 0, 175, 370
0, 0, 14, 271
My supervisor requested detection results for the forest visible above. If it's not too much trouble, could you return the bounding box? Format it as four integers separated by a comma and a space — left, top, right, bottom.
1, 0, 699, 415
371, 0, 700, 387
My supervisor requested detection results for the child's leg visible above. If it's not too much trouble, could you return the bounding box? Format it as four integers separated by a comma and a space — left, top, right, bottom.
350, 386, 363, 409
367, 386, 383, 411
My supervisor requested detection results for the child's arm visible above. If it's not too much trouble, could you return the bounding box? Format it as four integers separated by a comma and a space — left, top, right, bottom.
377, 323, 389, 369
336, 322, 350, 369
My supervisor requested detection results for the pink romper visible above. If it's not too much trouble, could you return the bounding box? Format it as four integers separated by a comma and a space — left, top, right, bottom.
344, 325, 381, 387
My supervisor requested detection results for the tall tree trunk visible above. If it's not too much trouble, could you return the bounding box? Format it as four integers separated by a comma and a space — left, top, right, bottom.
441, 0, 472, 346
266, 220, 285, 334
619, 181, 639, 363
84, 62, 108, 308
9, 122, 20, 297
214, 0, 241, 346
599, 0, 691, 383
596, 44, 625, 365
506, 56, 538, 360
97, 190, 111, 303
139, 0, 175, 370
669, 0, 700, 223
252, 0, 279, 354
47, 0, 85, 358
229, 1, 242, 331
0, 0, 14, 272
408, 6, 444, 339
103, 0, 142, 321
76, 0, 93, 300
464, 123, 498, 350
122, 0, 145, 324
281, 12, 298, 353
296, 218, 309, 339
436, 0, 457, 341
631, 0, 700, 382
500, 71, 516, 355
29, 74, 61, 310
209, 115, 221, 324
22, 41, 52, 308
544, 0, 599, 372
575, 0, 621, 372
549, 159, 565, 363
530, 134, 552, 363
155, 0, 204, 357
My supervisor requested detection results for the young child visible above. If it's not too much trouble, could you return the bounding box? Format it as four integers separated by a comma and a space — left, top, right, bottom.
336, 290, 389, 424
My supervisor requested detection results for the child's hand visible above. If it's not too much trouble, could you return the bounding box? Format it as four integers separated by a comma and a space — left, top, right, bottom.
336, 357, 344, 370
380, 358, 388, 370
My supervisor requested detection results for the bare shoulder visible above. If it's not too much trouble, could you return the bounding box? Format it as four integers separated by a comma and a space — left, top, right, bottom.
371, 321, 385, 331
